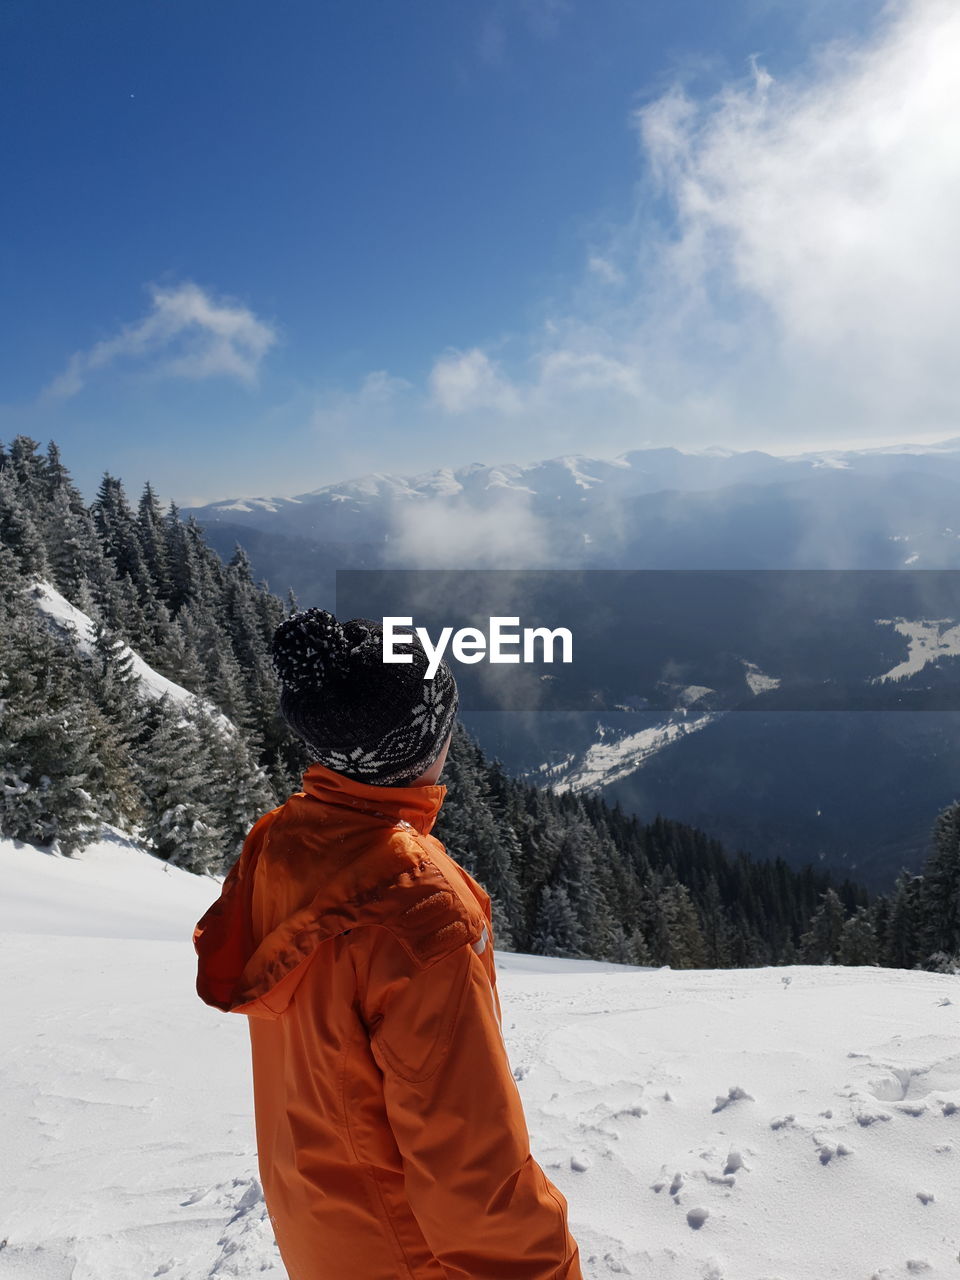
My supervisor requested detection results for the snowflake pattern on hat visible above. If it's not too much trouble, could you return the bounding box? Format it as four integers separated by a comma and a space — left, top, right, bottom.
272, 609, 459, 785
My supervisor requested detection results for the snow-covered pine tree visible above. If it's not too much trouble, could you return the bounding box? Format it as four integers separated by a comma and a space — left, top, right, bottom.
655, 880, 707, 969
138, 696, 227, 874
434, 725, 523, 949
799, 888, 847, 963
837, 906, 879, 965
531, 883, 584, 959
0, 589, 109, 853
198, 709, 278, 869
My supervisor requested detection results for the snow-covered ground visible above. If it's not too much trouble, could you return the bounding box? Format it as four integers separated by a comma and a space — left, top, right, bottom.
3, 835, 959, 1279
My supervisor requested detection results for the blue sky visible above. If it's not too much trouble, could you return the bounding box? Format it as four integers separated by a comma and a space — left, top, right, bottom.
2, 0, 956, 504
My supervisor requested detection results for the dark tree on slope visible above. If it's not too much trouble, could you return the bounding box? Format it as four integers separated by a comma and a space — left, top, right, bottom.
799, 888, 846, 963
837, 906, 879, 965
651, 879, 707, 969
918, 802, 960, 964
883, 871, 924, 969
532, 883, 585, 959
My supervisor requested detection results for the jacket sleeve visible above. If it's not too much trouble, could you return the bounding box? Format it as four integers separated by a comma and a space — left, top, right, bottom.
361, 928, 582, 1280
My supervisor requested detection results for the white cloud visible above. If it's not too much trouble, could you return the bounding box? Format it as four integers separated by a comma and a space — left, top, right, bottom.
386, 493, 550, 569
428, 0, 960, 452
586, 255, 624, 286
311, 370, 412, 434
43, 282, 277, 400
429, 348, 522, 415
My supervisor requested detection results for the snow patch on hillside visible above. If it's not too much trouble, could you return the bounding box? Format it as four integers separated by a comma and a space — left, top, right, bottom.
541, 714, 719, 791
29, 580, 232, 728
741, 658, 781, 695
3, 835, 960, 1279
873, 617, 960, 682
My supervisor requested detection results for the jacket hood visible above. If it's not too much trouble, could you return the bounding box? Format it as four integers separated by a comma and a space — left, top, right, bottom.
194, 763, 448, 1020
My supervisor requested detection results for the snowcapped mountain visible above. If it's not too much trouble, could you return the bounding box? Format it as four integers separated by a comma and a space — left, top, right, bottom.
187, 438, 960, 559
4, 832, 960, 1279
183, 439, 960, 889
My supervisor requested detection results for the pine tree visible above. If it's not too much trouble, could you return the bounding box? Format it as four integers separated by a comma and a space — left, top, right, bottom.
200, 711, 278, 870
531, 883, 584, 959
884, 871, 923, 969
700, 875, 734, 968
800, 888, 846, 963
918, 802, 960, 961
92, 474, 153, 595
837, 906, 879, 965
0, 599, 108, 853
138, 697, 227, 873
0, 464, 48, 575
655, 881, 707, 969
81, 621, 144, 827
137, 483, 174, 603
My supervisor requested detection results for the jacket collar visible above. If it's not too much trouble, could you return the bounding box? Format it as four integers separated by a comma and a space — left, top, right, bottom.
300, 762, 446, 836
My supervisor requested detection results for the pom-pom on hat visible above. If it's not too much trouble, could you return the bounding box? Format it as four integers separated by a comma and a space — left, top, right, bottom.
271, 607, 459, 786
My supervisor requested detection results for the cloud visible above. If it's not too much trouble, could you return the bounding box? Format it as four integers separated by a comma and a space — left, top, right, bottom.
311, 370, 413, 434
43, 281, 278, 400
586, 255, 625, 286
386, 492, 550, 569
429, 348, 523, 414
429, 0, 960, 451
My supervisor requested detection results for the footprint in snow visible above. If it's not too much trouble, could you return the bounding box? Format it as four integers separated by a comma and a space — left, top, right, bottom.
713, 1086, 753, 1113
686, 1206, 710, 1229
817, 1142, 852, 1164
855, 1108, 893, 1127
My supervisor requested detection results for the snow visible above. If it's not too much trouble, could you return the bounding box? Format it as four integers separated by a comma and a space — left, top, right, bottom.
543, 714, 719, 791
4, 835, 960, 1279
741, 659, 782, 695
557, 456, 604, 488
873, 617, 960, 682
211, 497, 299, 513
30, 580, 232, 728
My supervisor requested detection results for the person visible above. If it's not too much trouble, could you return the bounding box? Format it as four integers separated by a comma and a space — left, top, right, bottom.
193, 607, 583, 1280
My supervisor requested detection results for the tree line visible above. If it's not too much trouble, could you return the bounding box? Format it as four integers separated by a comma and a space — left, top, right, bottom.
2, 434, 959, 972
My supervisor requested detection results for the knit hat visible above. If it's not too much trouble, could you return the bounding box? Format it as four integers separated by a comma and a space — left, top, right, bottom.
271, 608, 459, 786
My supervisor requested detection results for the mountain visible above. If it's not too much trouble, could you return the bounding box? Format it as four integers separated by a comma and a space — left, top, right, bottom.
4, 831, 960, 1279
185, 440, 960, 575
185, 439, 960, 889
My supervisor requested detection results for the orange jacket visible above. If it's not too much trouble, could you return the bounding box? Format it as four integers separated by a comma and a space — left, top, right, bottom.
194, 762, 582, 1280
